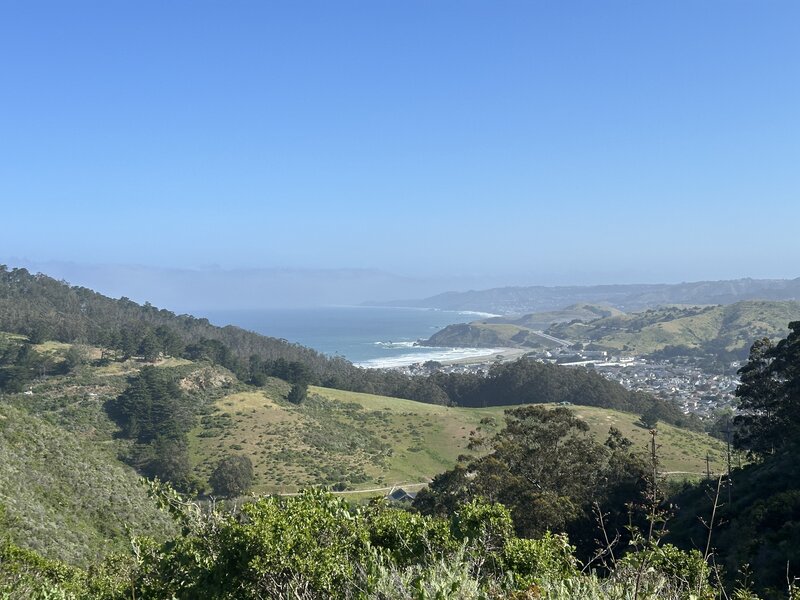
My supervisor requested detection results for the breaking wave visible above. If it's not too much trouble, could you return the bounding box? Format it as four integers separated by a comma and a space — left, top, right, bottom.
372, 341, 418, 349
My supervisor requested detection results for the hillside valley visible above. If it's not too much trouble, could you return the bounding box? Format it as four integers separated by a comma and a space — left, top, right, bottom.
1, 329, 726, 564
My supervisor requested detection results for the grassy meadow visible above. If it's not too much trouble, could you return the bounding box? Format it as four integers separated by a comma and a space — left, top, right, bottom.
188, 383, 728, 495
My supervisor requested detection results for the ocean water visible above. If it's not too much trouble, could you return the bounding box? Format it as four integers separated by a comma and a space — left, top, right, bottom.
198, 306, 501, 368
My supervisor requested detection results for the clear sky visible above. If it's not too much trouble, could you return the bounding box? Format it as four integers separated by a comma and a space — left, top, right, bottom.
1, 1, 799, 289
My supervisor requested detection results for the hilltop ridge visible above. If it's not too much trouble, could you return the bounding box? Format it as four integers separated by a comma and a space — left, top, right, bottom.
372, 277, 800, 315
424, 300, 800, 360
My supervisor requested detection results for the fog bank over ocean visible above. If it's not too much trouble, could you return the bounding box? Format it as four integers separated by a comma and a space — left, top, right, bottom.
1, 259, 527, 311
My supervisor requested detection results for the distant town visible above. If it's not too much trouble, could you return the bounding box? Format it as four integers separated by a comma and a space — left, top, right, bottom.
396, 346, 739, 417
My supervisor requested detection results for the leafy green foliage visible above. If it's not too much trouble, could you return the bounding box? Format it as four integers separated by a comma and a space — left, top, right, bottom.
108, 366, 190, 443
0, 484, 746, 600
287, 382, 308, 404
620, 543, 712, 599
0, 540, 87, 600
366, 505, 456, 565
415, 406, 649, 558
423, 358, 696, 429
502, 532, 578, 589
734, 323, 800, 456
0, 341, 63, 393
666, 323, 800, 598
639, 406, 660, 429
668, 447, 800, 598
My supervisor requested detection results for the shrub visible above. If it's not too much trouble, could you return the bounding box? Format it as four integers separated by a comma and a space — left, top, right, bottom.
209, 455, 254, 497
502, 532, 579, 589
367, 507, 456, 565
619, 543, 713, 600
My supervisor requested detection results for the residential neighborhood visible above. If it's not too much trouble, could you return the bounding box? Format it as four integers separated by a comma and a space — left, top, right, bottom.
396, 347, 740, 417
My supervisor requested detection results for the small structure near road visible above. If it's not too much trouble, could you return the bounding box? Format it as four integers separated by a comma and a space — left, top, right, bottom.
386, 487, 418, 503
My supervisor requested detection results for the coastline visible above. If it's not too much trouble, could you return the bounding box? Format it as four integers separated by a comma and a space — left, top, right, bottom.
204, 305, 521, 369
437, 346, 527, 366
356, 345, 527, 369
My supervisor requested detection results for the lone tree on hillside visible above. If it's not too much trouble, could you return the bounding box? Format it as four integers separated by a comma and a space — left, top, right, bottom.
209, 455, 254, 497
287, 382, 308, 404
639, 405, 661, 429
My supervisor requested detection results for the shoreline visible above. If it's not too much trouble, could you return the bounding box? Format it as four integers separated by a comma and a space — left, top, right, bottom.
356, 346, 528, 370
436, 347, 528, 366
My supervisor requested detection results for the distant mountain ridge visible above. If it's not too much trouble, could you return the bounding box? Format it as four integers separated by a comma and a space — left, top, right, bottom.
372, 278, 800, 315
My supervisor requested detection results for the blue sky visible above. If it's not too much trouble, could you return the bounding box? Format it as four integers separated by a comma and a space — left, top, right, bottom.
1, 1, 799, 290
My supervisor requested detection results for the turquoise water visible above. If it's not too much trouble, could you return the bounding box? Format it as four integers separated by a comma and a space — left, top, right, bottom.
198, 306, 501, 368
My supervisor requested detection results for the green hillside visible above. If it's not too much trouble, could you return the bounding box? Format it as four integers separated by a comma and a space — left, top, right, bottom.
547, 300, 800, 357
424, 304, 623, 349
0, 402, 176, 566
188, 384, 727, 494
0, 338, 225, 565
509, 303, 625, 328
423, 321, 546, 348
0, 330, 725, 571
426, 301, 800, 368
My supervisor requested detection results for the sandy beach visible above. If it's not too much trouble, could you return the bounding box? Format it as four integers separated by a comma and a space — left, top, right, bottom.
436, 347, 528, 366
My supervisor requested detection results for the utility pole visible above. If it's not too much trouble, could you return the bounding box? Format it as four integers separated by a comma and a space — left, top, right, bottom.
706, 452, 711, 480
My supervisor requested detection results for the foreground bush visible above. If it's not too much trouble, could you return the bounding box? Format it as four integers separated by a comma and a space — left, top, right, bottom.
1, 483, 768, 599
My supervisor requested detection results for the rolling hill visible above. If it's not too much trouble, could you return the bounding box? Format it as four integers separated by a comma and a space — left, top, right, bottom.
424, 304, 623, 349
0, 403, 176, 566
423, 301, 800, 367
0, 328, 731, 576
546, 300, 800, 357
188, 383, 728, 494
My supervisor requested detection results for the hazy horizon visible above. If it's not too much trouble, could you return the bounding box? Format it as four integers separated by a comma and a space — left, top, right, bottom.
3, 257, 798, 313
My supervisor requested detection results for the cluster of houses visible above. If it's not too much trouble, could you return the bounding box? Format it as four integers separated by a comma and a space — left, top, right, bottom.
394, 346, 740, 417
590, 360, 739, 415
536, 348, 739, 416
